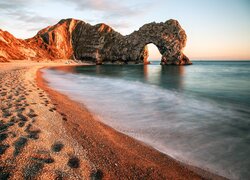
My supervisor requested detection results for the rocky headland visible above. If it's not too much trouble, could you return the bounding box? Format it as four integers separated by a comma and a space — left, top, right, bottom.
0, 18, 191, 65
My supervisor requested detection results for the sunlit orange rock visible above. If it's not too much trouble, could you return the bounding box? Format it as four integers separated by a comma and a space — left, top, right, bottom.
0, 18, 191, 65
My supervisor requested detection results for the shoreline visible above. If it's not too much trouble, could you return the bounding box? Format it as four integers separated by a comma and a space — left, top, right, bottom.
37, 65, 226, 179
0, 61, 226, 179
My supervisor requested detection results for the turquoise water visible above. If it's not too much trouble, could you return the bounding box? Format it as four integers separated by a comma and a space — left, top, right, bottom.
43, 61, 250, 179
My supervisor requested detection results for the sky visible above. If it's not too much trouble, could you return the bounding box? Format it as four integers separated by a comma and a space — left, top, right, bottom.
0, 0, 250, 60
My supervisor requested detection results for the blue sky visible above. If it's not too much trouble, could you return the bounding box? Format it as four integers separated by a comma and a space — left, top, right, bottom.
0, 0, 249, 60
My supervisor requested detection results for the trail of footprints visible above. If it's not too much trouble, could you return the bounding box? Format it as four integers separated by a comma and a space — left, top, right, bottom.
0, 69, 103, 179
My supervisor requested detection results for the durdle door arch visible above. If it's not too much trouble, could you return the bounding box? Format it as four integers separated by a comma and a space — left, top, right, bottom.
72, 19, 192, 65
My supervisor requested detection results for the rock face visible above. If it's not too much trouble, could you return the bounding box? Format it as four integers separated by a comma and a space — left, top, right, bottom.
0, 18, 192, 65
0, 19, 79, 62
0, 29, 48, 62
27, 19, 79, 59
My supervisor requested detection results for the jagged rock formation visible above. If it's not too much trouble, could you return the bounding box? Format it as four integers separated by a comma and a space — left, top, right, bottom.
0, 18, 192, 65
0, 29, 49, 62
0, 19, 79, 62
27, 19, 79, 59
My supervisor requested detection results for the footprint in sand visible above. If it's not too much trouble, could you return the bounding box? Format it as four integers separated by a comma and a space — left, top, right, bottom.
10, 116, 18, 123
16, 107, 26, 113
90, 169, 104, 180
0, 144, 10, 155
23, 151, 54, 179
18, 121, 26, 127
51, 142, 64, 152
54, 170, 66, 180
62, 117, 67, 121
67, 157, 80, 169
30, 151, 55, 164
43, 100, 49, 106
27, 109, 38, 119
49, 107, 56, 112
0, 133, 8, 142
13, 136, 28, 156
17, 113, 28, 122
25, 124, 41, 140
23, 161, 44, 179
2, 110, 12, 118
0, 120, 10, 132
9, 132, 16, 138
0, 166, 11, 179
59, 113, 68, 121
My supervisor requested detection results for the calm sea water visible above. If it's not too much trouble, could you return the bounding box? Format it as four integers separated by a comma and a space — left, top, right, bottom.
43, 61, 250, 179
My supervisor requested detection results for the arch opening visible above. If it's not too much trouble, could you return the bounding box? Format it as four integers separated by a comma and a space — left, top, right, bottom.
145, 43, 162, 64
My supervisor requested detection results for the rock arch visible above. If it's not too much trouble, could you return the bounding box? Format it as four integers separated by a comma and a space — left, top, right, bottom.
140, 43, 162, 64
143, 43, 162, 63
72, 19, 192, 65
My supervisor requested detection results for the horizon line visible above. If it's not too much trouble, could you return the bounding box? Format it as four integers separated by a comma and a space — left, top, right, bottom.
149, 59, 250, 61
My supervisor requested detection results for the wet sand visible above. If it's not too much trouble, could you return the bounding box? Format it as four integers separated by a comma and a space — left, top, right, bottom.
0, 61, 225, 179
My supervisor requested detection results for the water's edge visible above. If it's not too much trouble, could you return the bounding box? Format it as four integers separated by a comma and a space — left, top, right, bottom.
40, 66, 227, 180
42, 62, 250, 180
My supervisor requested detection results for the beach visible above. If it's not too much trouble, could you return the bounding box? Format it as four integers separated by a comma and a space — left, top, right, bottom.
0, 61, 224, 179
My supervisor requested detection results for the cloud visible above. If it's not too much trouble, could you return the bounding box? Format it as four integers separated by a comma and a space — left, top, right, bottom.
0, 0, 149, 26
62, 0, 153, 19
0, 2, 54, 38
61, 0, 155, 34
0, 0, 151, 19
0, 1, 55, 23
0, 0, 24, 9
108, 21, 131, 29
0, 0, 154, 37
4, 10, 56, 25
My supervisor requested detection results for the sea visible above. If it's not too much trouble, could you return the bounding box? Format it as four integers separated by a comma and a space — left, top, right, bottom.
42, 61, 250, 179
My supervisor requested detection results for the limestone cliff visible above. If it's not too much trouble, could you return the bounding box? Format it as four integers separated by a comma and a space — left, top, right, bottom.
0, 18, 191, 65
0, 29, 48, 62
27, 19, 79, 59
